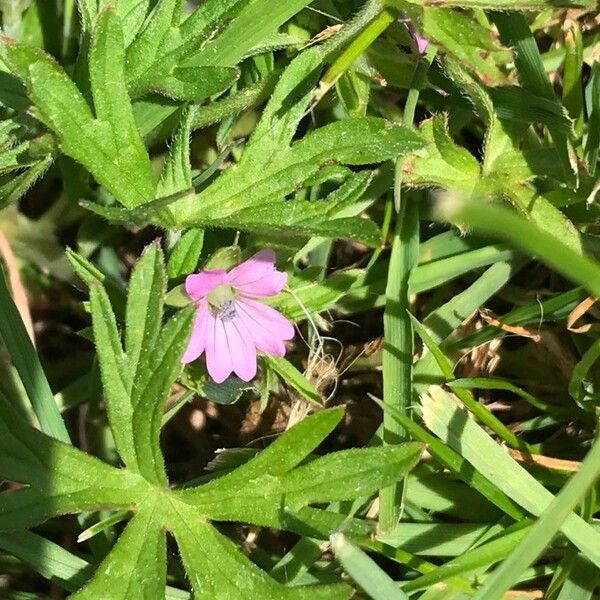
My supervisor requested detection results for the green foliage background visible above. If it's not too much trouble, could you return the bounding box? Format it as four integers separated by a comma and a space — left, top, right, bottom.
0, 0, 599, 598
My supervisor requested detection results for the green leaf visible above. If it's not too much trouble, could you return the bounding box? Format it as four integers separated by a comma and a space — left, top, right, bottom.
150, 65, 239, 101
124, 0, 181, 87
91, 243, 194, 483
0, 529, 190, 598
200, 408, 345, 487
157, 107, 194, 198
400, 522, 532, 593
117, 0, 156, 45
370, 396, 525, 521
130, 304, 194, 483
337, 69, 371, 118
423, 8, 508, 85
182, 442, 424, 526
90, 283, 135, 469
157, 107, 196, 225
125, 0, 240, 99
492, 11, 574, 181
173, 116, 421, 240
125, 243, 166, 376
341, 244, 518, 314
72, 503, 166, 600
453, 286, 586, 351
436, 197, 600, 297
212, 171, 381, 245
0, 392, 146, 529
439, 56, 582, 252
557, 554, 600, 600
66, 248, 127, 320
87, 7, 156, 202
421, 386, 600, 568
162, 45, 423, 240
0, 268, 69, 442
331, 533, 408, 600
569, 337, 600, 409
584, 63, 600, 176
281, 443, 422, 507
167, 229, 205, 280
473, 427, 600, 599
0, 529, 93, 591
189, 0, 316, 68
270, 268, 362, 322
0, 13, 156, 208
170, 503, 353, 600
0, 141, 40, 173
403, 113, 480, 194
261, 355, 322, 406
181, 370, 253, 406
0, 155, 53, 209
406, 0, 596, 7
489, 85, 573, 134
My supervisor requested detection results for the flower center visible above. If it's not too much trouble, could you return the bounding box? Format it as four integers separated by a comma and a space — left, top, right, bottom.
207, 285, 237, 322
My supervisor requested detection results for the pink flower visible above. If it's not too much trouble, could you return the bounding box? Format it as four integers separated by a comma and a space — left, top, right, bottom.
401, 17, 429, 55
182, 249, 294, 383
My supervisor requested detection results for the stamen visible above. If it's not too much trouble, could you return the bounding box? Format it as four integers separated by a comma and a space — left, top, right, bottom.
216, 299, 237, 322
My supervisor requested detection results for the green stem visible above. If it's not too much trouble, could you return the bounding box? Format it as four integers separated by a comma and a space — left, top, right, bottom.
378, 188, 419, 534
403, 45, 438, 127
378, 42, 436, 535
321, 6, 395, 86
366, 197, 394, 271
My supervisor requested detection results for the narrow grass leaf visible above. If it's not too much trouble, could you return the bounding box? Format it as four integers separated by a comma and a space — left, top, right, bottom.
331, 533, 408, 600
474, 429, 600, 599
421, 386, 600, 568
380, 189, 419, 533
0, 268, 69, 442
437, 197, 600, 297
262, 355, 322, 406
370, 395, 525, 520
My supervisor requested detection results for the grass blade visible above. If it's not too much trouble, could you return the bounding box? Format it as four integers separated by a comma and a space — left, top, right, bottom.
0, 267, 69, 442
436, 197, 600, 297
330, 533, 408, 600
474, 426, 600, 599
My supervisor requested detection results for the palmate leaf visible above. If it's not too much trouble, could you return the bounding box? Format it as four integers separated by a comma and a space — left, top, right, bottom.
403, 57, 584, 253
124, 0, 320, 99
0, 244, 424, 597
91, 242, 194, 483
171, 503, 353, 600
126, 0, 317, 142
0, 8, 156, 208
124, 0, 239, 100
422, 8, 509, 86
0, 389, 148, 530
72, 500, 167, 600
164, 47, 424, 244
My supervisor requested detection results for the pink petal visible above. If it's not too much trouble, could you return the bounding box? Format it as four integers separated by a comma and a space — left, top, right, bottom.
205, 314, 231, 383
228, 248, 288, 298
236, 302, 286, 356
182, 300, 209, 364
205, 312, 257, 383
236, 298, 294, 357
185, 270, 228, 301
415, 34, 429, 55
224, 318, 257, 381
